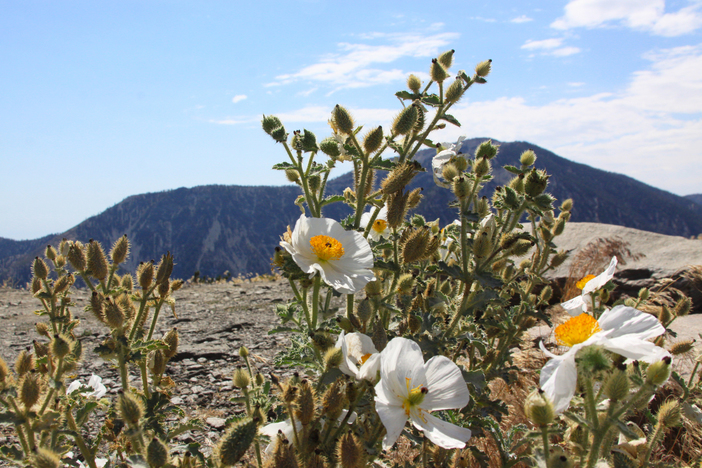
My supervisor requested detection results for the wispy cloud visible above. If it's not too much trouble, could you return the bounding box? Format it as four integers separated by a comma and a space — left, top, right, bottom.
522, 38, 581, 56
232, 95, 247, 103
435, 45, 702, 194
266, 31, 459, 91
552, 0, 702, 36
510, 15, 533, 23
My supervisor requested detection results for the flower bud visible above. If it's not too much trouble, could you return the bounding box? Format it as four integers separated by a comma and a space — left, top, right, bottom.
442, 163, 460, 184
520, 150, 536, 166
524, 389, 555, 426
646, 357, 672, 386
430, 58, 449, 83
605, 369, 630, 402
658, 305, 672, 325
32, 448, 61, 468
387, 191, 409, 229
320, 137, 342, 158
138, 261, 155, 290
86, 240, 108, 281
657, 399, 682, 428
215, 418, 258, 467
576, 345, 611, 375
371, 320, 388, 352
104, 299, 125, 330
540, 285, 553, 303
149, 349, 167, 377
524, 169, 550, 197
162, 328, 179, 359
674, 296, 692, 317
408, 314, 422, 334
475, 59, 492, 77
15, 349, 34, 376
332, 105, 354, 135
552, 217, 567, 237
32, 257, 48, 280
560, 198, 574, 212
445, 78, 463, 104
473, 158, 491, 178
262, 115, 283, 135
19, 371, 42, 409
363, 126, 384, 154
472, 231, 492, 258
67, 242, 87, 272
452, 176, 471, 199
270, 126, 288, 143
508, 174, 525, 193
324, 347, 343, 371
638, 288, 650, 301
111, 234, 130, 265
550, 251, 569, 268
475, 140, 498, 159
301, 129, 318, 152
45, 245, 57, 262
407, 187, 423, 209
511, 239, 534, 257
669, 339, 695, 356
54, 273, 74, 295
120, 273, 134, 291
147, 437, 170, 468
51, 334, 72, 359
381, 161, 419, 195
119, 391, 144, 427
337, 432, 366, 468
233, 367, 251, 389
155, 252, 174, 285
392, 104, 418, 136
438, 49, 455, 70
407, 74, 422, 93
295, 380, 316, 426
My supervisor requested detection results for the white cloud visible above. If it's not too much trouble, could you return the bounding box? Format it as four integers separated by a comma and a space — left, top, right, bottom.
522, 38, 581, 56
274, 105, 396, 126
568, 82, 585, 86
267, 32, 459, 90
432, 44, 702, 195
552, 0, 702, 36
510, 15, 533, 23
232, 95, 247, 103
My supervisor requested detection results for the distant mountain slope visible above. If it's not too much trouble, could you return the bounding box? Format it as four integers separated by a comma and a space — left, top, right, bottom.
2, 138, 702, 284
686, 194, 702, 206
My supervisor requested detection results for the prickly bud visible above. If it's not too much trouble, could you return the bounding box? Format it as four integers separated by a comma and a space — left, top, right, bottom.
67, 242, 87, 272
511, 239, 534, 257
450, 176, 469, 200
472, 231, 492, 258
104, 299, 125, 330
320, 137, 342, 158
89, 291, 105, 322
35, 322, 50, 338
646, 356, 672, 386
15, 349, 34, 376
363, 126, 384, 154
33, 257, 48, 280
445, 78, 463, 104
146, 437, 170, 467
322, 380, 346, 422
553, 217, 566, 237
475, 59, 492, 77
408, 314, 422, 334
638, 288, 650, 301
86, 240, 108, 281
442, 163, 460, 184
148, 349, 167, 377
19, 371, 42, 409
381, 161, 418, 195
215, 418, 258, 467
0, 357, 8, 385
324, 347, 343, 371
430, 58, 449, 83
332, 105, 354, 135
658, 305, 672, 325
138, 261, 155, 290
160, 328, 178, 359
393, 104, 418, 136
372, 320, 388, 352
524, 169, 550, 197
54, 273, 74, 294
473, 157, 491, 178
32, 448, 61, 468
475, 140, 498, 159
674, 296, 692, 317
155, 252, 173, 285
438, 49, 455, 69
669, 339, 695, 355
262, 115, 283, 135
337, 432, 366, 468
295, 380, 315, 426
550, 251, 569, 268
407, 187, 423, 209
119, 391, 144, 427
301, 129, 318, 152
560, 198, 573, 212
520, 150, 536, 166
657, 399, 682, 428
51, 334, 72, 359
233, 367, 251, 389
271, 126, 288, 143
577, 345, 611, 375
407, 74, 422, 93
387, 191, 409, 229
524, 389, 555, 426
509, 174, 525, 193
111, 234, 130, 265
605, 370, 630, 402
120, 273, 133, 291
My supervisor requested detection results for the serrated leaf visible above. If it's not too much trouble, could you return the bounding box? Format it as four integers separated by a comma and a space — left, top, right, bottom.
0, 444, 23, 461
421, 94, 441, 106
438, 261, 465, 281
272, 162, 295, 170
370, 158, 395, 171
503, 165, 522, 175
395, 90, 416, 101
320, 195, 344, 206
439, 113, 461, 127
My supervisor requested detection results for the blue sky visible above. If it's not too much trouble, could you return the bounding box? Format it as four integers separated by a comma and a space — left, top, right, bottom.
2, 0, 701, 240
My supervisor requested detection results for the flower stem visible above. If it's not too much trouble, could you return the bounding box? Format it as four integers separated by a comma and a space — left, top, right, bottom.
311, 276, 321, 329
66, 408, 99, 468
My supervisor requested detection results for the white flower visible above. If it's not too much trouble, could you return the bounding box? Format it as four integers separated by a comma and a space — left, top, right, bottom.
260, 410, 357, 454
64, 451, 108, 468
280, 215, 375, 294
540, 305, 669, 414
432, 136, 466, 188
336, 331, 381, 381
438, 219, 461, 263
360, 206, 389, 241
374, 337, 472, 450
561, 256, 618, 316
66, 374, 107, 399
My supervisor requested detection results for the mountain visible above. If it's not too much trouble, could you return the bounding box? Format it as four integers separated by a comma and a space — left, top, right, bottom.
686, 194, 702, 207
2, 138, 702, 284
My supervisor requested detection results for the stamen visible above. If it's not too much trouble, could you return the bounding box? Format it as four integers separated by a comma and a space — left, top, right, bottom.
576, 275, 597, 290
555, 313, 602, 348
310, 235, 345, 261
373, 219, 388, 233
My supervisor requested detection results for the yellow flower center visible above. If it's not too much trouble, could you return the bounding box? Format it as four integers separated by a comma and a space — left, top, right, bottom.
310, 235, 345, 261
555, 313, 602, 347
358, 353, 372, 365
372, 219, 387, 233
402, 377, 428, 416
576, 274, 596, 290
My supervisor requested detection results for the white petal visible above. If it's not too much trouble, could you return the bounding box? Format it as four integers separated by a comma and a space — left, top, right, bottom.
561, 295, 586, 316
358, 353, 381, 381
375, 399, 408, 450
599, 336, 671, 363
582, 256, 617, 295
66, 380, 82, 395
422, 356, 470, 411
380, 338, 426, 400
337, 332, 359, 378
598, 305, 665, 341
539, 351, 578, 414
410, 409, 472, 449
359, 211, 372, 229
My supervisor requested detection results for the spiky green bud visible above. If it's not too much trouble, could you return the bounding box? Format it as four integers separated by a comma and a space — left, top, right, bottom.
111, 234, 130, 265
524, 389, 555, 426
163, 328, 179, 358
216, 418, 258, 467
442, 163, 460, 184
472, 231, 492, 258
452, 176, 471, 200
445, 78, 463, 104
430, 58, 449, 83
270, 126, 288, 143
337, 432, 366, 468
473, 158, 491, 178
475, 140, 498, 159
32, 257, 48, 280
324, 347, 343, 371
332, 105, 354, 135
674, 296, 692, 317
32, 448, 61, 468
54, 273, 74, 295
520, 149, 536, 166
524, 169, 550, 197
233, 367, 250, 389
657, 399, 682, 428
146, 437, 170, 467
51, 334, 72, 359
605, 369, 630, 402
392, 104, 418, 135
15, 349, 35, 376
320, 137, 341, 158
119, 391, 144, 427
438, 49, 455, 69
104, 299, 125, 330
138, 261, 154, 290
295, 379, 315, 426
86, 240, 108, 281
262, 115, 283, 135
407, 74, 422, 93
155, 252, 173, 285
19, 371, 42, 409
363, 126, 384, 154
475, 59, 492, 77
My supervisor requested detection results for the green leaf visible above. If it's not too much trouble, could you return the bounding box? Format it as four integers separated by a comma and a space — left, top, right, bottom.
563, 410, 593, 430
422, 94, 441, 106
0, 444, 23, 461
438, 261, 465, 281
320, 195, 344, 207
272, 162, 295, 170
370, 158, 396, 171
474, 77, 487, 84
395, 90, 417, 101
0, 411, 23, 425
76, 401, 99, 427
611, 418, 642, 440
503, 165, 522, 175
439, 113, 461, 127
268, 326, 301, 334
462, 370, 487, 392
422, 138, 436, 149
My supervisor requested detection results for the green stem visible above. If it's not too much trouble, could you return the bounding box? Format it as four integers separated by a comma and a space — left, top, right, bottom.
66, 408, 99, 468
311, 276, 321, 330
301, 286, 312, 329
7, 396, 31, 455
38, 358, 63, 416
129, 285, 157, 342
346, 294, 354, 320
140, 361, 151, 400
146, 299, 165, 340
541, 425, 551, 467
641, 423, 664, 468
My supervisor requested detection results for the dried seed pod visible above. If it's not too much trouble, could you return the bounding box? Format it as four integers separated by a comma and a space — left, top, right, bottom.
86, 240, 109, 281
19, 371, 43, 409
163, 328, 179, 359
337, 432, 366, 468
146, 437, 170, 468
138, 261, 155, 290
67, 242, 87, 272
111, 234, 130, 265
32, 257, 49, 280
155, 252, 174, 285
15, 349, 35, 376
